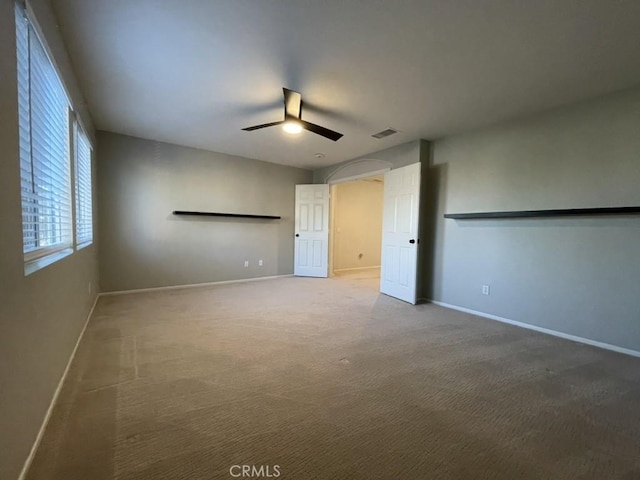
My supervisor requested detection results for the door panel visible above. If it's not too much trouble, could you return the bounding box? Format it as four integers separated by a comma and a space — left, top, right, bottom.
380, 163, 421, 303
294, 184, 329, 277
299, 205, 309, 231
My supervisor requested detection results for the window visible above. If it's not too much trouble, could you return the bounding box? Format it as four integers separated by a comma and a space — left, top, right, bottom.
15, 2, 91, 273
74, 123, 93, 247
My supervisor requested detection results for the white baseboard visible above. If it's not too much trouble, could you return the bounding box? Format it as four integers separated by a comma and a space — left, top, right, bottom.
18, 293, 100, 480
429, 300, 640, 358
333, 266, 381, 273
100, 274, 294, 296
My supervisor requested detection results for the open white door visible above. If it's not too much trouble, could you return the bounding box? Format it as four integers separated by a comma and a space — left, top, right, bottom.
380, 163, 421, 304
294, 184, 330, 277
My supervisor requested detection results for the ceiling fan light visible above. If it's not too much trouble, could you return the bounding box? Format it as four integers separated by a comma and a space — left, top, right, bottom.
283, 121, 302, 134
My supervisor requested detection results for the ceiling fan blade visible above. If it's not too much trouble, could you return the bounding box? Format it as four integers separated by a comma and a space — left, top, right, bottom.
283, 88, 302, 119
242, 121, 284, 131
299, 120, 343, 141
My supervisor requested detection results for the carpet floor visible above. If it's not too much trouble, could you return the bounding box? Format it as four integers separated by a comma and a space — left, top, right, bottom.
26, 273, 640, 479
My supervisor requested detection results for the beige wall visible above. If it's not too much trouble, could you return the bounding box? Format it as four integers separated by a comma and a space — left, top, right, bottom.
97, 132, 312, 292
332, 180, 383, 271
0, 1, 99, 479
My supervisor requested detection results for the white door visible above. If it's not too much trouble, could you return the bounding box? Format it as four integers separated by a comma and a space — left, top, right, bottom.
380, 163, 421, 304
294, 184, 330, 277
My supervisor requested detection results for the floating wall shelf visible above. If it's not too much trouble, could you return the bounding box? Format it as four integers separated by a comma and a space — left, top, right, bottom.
173, 211, 281, 220
444, 206, 640, 220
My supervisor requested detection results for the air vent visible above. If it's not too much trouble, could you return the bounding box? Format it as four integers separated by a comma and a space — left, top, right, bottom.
372, 128, 399, 139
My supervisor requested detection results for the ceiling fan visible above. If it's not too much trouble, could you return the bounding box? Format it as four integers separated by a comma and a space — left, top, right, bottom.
242, 88, 343, 142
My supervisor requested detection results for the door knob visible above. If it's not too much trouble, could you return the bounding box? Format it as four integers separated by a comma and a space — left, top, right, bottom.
409, 239, 416, 244
295, 234, 300, 237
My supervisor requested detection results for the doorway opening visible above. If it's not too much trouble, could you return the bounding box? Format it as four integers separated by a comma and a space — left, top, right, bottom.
294, 162, 421, 303
329, 174, 384, 283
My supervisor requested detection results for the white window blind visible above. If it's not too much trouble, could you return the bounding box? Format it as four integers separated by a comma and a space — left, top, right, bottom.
74, 123, 93, 247
15, 2, 73, 264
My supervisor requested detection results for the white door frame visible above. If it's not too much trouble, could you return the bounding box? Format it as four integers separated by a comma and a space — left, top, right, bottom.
327, 169, 390, 277
326, 168, 390, 185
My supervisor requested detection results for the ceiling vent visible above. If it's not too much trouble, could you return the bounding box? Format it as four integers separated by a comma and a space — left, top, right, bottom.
371, 128, 399, 139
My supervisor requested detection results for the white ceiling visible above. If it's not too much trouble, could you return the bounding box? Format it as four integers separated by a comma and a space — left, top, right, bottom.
52, 0, 640, 170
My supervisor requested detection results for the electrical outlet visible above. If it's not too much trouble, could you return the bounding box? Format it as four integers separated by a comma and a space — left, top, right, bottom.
244, 260, 249, 268
258, 259, 263, 266
482, 285, 490, 296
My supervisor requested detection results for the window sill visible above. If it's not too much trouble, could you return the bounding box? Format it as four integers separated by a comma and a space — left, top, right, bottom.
24, 248, 73, 276
76, 240, 93, 251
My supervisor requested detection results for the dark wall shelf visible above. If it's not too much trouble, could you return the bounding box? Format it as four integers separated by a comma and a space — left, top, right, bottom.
444, 206, 640, 220
173, 211, 281, 220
